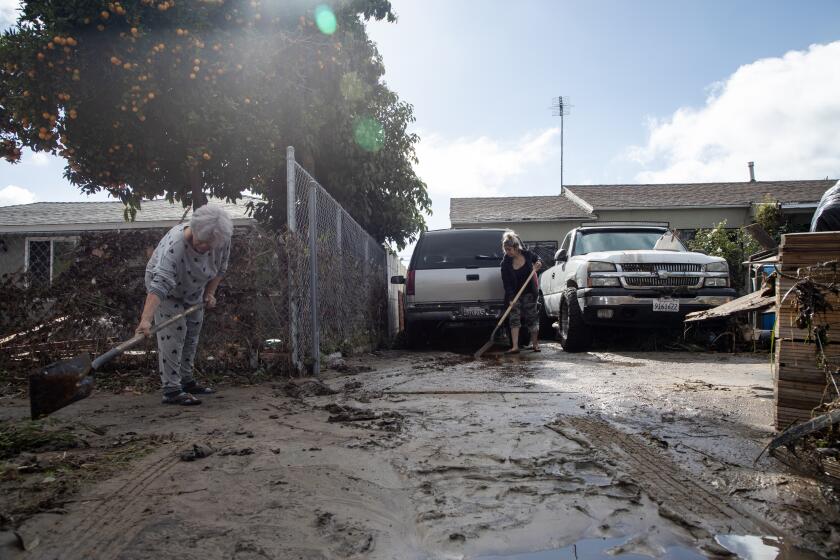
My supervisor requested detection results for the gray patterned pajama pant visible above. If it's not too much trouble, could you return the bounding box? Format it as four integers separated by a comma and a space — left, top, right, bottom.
155, 297, 205, 393
509, 293, 539, 333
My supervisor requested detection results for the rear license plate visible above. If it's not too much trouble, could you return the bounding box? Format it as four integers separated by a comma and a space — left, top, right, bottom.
653, 299, 680, 312
462, 306, 486, 317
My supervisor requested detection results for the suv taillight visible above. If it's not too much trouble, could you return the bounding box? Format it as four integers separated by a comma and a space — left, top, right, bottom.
406, 269, 415, 296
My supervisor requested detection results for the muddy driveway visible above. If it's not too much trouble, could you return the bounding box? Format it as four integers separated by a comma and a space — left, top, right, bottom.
1, 345, 838, 559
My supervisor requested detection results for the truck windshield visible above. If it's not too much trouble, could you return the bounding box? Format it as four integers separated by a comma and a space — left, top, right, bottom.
413, 230, 504, 270
573, 230, 684, 255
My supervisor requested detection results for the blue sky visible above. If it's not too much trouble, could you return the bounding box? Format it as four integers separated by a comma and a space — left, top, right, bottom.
2, 0, 840, 254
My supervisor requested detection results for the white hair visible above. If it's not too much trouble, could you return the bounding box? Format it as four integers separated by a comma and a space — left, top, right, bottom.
190, 204, 233, 247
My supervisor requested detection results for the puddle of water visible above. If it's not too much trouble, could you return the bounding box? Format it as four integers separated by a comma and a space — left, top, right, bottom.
475, 537, 704, 560
715, 535, 827, 560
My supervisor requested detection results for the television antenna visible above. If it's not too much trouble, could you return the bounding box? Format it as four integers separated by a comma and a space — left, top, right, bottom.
551, 96, 572, 193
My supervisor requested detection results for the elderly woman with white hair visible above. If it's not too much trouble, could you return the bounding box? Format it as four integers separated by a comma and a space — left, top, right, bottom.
135, 204, 233, 405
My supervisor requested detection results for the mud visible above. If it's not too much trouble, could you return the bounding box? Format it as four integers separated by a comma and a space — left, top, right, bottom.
1, 345, 838, 559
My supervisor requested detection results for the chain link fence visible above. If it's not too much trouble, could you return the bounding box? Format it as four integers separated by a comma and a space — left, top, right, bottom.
286, 147, 388, 375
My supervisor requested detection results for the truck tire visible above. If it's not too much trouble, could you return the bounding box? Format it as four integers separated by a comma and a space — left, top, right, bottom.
558, 288, 592, 352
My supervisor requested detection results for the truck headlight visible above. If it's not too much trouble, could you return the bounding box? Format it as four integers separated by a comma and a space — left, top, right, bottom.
589, 262, 617, 272
590, 277, 621, 287
588, 262, 619, 287
704, 277, 729, 287
705, 261, 728, 273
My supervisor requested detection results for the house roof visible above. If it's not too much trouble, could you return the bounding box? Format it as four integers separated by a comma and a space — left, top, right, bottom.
450, 195, 592, 224
564, 180, 835, 210
0, 197, 256, 233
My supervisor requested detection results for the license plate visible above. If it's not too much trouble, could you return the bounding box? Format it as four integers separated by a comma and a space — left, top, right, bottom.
462, 306, 486, 317
653, 299, 680, 312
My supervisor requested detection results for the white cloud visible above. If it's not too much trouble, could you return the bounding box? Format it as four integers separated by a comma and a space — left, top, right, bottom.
0, 0, 20, 30
0, 184, 36, 206
31, 152, 50, 166
626, 41, 840, 183
390, 128, 558, 258
414, 127, 559, 231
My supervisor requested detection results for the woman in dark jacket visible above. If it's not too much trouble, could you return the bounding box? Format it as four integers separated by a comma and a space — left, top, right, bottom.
500, 231, 543, 353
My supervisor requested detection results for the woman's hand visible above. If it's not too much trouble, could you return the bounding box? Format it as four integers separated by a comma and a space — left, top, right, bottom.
534, 261, 542, 272
135, 318, 152, 338
204, 292, 217, 309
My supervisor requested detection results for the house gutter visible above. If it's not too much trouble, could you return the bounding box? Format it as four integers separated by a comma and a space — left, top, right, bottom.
591, 204, 750, 211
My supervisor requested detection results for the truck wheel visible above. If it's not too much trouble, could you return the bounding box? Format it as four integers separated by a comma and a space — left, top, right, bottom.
558, 288, 592, 352
538, 293, 554, 337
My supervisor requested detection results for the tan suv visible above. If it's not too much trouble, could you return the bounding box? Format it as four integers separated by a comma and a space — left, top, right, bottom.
391, 228, 508, 347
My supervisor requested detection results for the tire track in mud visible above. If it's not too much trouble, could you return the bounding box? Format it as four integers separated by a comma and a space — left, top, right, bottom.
554, 415, 777, 537
36, 447, 180, 560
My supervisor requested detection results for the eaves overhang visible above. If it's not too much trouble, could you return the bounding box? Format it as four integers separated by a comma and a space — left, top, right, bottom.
593, 204, 750, 211
0, 217, 255, 234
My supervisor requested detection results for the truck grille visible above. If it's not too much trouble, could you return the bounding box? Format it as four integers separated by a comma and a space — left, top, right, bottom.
621, 263, 701, 272
625, 276, 701, 287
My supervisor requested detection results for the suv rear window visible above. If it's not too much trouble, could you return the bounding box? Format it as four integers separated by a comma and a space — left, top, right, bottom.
413, 230, 504, 270
573, 229, 683, 255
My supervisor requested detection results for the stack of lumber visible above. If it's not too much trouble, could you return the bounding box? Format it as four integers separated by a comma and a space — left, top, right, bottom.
775, 232, 840, 430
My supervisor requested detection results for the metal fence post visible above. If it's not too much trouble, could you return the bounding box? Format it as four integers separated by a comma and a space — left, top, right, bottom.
336, 208, 343, 345
286, 146, 299, 373
309, 181, 320, 376
363, 240, 370, 336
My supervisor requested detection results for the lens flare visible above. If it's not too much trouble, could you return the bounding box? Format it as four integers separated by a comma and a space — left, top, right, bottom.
314, 5, 337, 35
340, 72, 367, 102
353, 117, 384, 152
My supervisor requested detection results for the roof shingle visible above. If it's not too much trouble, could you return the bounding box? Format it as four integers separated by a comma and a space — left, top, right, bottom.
450, 195, 592, 224
565, 180, 835, 210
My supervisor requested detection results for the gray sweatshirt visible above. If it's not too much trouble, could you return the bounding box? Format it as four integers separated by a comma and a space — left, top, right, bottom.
145, 224, 230, 304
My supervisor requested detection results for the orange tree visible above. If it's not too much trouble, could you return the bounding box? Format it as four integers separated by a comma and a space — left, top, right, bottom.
0, 0, 429, 248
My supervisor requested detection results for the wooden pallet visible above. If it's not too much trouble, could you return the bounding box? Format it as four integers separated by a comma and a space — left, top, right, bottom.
774, 232, 840, 430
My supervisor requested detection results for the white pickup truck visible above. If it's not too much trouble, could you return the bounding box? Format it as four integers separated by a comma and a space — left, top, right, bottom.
540, 222, 736, 352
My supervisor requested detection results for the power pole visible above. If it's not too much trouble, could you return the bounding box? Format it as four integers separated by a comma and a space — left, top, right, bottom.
552, 96, 571, 194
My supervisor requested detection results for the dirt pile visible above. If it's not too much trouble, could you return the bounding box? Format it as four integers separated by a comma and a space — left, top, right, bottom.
273, 379, 337, 398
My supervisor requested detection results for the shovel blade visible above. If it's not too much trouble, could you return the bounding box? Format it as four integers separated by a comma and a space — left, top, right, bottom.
474, 339, 496, 360
29, 353, 95, 419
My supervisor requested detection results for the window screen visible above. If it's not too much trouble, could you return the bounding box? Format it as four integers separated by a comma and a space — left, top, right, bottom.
26, 238, 78, 286
27, 240, 52, 287
523, 240, 558, 265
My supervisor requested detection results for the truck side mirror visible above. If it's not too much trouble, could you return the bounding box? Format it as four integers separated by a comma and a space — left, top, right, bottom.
390, 275, 406, 284
554, 249, 568, 262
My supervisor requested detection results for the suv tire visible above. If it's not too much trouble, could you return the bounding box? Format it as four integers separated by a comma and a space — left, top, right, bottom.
405, 324, 428, 349
558, 288, 592, 352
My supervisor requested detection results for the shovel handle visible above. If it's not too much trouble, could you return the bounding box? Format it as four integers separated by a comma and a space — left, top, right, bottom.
91, 303, 205, 370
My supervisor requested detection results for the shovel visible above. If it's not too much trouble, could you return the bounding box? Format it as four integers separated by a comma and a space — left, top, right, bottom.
29, 303, 204, 419
474, 269, 538, 359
